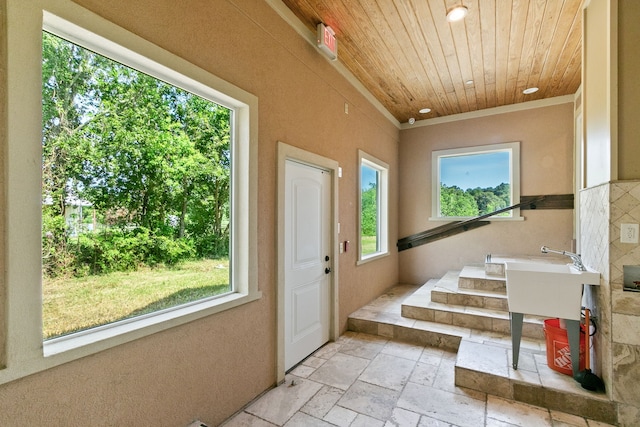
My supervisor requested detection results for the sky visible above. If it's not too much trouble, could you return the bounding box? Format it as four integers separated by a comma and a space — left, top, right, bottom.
440, 151, 509, 190
361, 164, 378, 190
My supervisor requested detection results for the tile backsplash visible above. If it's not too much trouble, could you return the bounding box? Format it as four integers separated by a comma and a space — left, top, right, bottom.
580, 180, 640, 424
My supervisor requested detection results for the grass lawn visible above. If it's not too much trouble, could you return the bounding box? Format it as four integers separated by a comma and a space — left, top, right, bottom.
43, 258, 230, 339
361, 235, 378, 255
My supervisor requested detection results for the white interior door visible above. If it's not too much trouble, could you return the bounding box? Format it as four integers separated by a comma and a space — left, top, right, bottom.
284, 160, 331, 370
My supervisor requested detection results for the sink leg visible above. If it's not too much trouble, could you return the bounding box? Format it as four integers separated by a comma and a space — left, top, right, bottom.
565, 319, 581, 379
510, 312, 524, 370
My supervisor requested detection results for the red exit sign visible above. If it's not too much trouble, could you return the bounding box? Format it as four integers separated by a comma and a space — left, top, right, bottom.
317, 23, 337, 61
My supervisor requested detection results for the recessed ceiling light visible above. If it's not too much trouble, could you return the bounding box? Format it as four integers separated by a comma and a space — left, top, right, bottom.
523, 87, 539, 95
446, 6, 468, 22
419, 108, 431, 114
465, 80, 474, 85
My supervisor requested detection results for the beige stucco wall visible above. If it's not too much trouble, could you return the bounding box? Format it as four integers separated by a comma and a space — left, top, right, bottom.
618, 0, 640, 180
0, 0, 6, 370
583, 0, 616, 187
398, 103, 576, 284
0, 0, 399, 425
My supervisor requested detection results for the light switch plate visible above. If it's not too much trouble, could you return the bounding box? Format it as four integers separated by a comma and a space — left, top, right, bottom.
620, 223, 639, 244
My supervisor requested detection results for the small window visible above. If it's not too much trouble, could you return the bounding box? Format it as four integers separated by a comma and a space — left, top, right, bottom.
432, 142, 520, 220
358, 150, 389, 263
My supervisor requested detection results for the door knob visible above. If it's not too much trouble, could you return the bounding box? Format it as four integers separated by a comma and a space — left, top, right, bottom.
325, 267, 331, 274
325, 255, 330, 261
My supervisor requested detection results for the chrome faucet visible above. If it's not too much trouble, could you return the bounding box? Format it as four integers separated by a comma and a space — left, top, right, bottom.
541, 246, 586, 271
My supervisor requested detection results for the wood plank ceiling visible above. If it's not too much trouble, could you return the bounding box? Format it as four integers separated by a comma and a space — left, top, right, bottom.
280, 0, 583, 123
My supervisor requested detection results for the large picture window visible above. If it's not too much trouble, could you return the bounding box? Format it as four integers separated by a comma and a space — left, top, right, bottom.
358, 150, 389, 263
3, 1, 259, 384
41, 31, 235, 339
432, 142, 520, 220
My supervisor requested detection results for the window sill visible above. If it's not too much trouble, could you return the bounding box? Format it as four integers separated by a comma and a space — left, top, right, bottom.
43, 290, 262, 358
357, 251, 390, 266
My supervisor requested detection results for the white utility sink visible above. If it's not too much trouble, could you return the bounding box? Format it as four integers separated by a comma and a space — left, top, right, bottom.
505, 261, 600, 320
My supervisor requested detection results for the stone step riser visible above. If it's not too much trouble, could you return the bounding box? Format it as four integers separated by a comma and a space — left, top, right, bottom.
485, 262, 506, 277
401, 305, 544, 340
431, 289, 509, 311
347, 318, 461, 352
458, 276, 506, 293
454, 366, 616, 424
455, 340, 617, 425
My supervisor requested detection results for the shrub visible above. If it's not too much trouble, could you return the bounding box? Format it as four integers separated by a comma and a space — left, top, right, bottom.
73, 227, 195, 275
42, 211, 76, 278
146, 234, 195, 266
192, 233, 229, 258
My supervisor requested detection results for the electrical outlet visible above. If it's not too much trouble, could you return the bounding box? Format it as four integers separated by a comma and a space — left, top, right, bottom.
620, 223, 639, 244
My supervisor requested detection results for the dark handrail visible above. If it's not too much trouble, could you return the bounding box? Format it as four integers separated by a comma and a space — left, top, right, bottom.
397, 195, 549, 252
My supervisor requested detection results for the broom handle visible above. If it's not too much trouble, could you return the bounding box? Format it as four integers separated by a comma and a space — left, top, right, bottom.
584, 308, 590, 370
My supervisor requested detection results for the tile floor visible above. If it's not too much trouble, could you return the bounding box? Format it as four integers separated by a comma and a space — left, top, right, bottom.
221, 332, 615, 427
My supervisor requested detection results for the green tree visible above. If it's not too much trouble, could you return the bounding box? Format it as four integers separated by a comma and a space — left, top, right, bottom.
173, 94, 231, 256
42, 31, 102, 276
42, 32, 95, 213
494, 182, 511, 205
76, 66, 185, 231
361, 183, 378, 236
467, 183, 511, 215
41, 32, 233, 276
440, 184, 479, 217
468, 186, 508, 215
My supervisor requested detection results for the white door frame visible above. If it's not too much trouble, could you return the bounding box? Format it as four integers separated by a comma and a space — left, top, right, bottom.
574, 106, 583, 253
277, 141, 339, 383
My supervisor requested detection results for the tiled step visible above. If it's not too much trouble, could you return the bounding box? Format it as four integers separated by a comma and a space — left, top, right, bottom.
347, 315, 464, 352
348, 299, 542, 355
347, 282, 618, 426
458, 265, 507, 292
401, 281, 545, 340
485, 260, 506, 277
347, 283, 461, 352
429, 270, 509, 311
455, 339, 616, 425
431, 287, 508, 311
